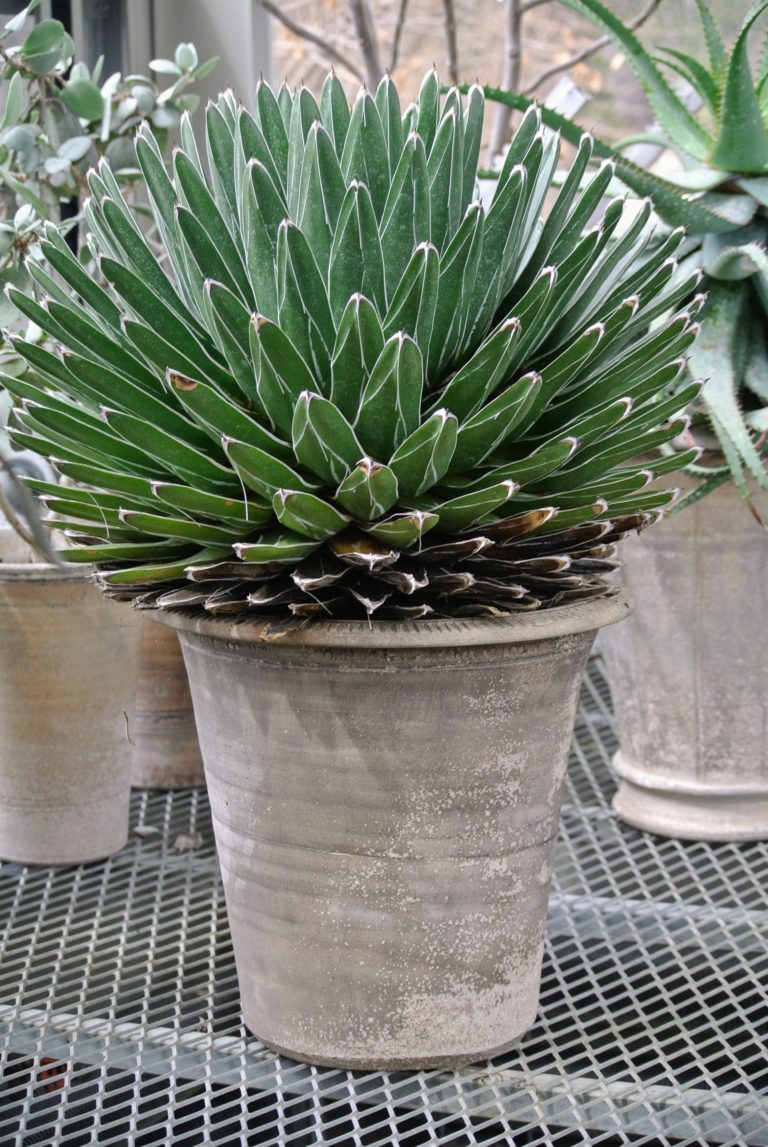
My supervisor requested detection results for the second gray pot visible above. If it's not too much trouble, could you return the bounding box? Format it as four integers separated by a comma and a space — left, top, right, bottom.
158, 595, 628, 1070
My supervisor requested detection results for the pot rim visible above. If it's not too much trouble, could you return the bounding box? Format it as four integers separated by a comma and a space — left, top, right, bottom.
0, 562, 89, 583
150, 589, 632, 649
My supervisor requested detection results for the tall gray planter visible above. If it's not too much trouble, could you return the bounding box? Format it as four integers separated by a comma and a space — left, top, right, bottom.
0, 565, 142, 865
601, 480, 768, 841
157, 594, 628, 1070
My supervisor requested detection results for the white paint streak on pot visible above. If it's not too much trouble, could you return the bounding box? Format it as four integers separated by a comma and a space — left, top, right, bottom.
156, 595, 629, 1069
131, 619, 204, 790
602, 480, 768, 841
0, 565, 142, 865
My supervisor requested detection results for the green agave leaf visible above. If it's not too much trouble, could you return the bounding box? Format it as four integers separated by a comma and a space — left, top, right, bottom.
173, 150, 253, 306
18, 399, 165, 477
474, 86, 740, 236
361, 510, 439, 547
419, 480, 516, 531
100, 256, 226, 386
599, 489, 679, 516
292, 391, 364, 485
450, 372, 542, 472
236, 529, 321, 564
415, 69, 440, 153
167, 370, 292, 461
119, 510, 242, 546
428, 201, 485, 377
102, 408, 238, 490
437, 318, 522, 421
23, 479, 147, 513
296, 121, 347, 275
8, 289, 162, 397
223, 437, 320, 499
50, 461, 156, 500
175, 205, 250, 315
98, 547, 231, 586
277, 81, 293, 130
462, 84, 485, 209
58, 542, 192, 563
710, 1, 768, 172
250, 313, 319, 437
375, 73, 404, 174
320, 71, 351, 155
41, 496, 126, 527
389, 409, 458, 497
276, 219, 335, 387
241, 158, 284, 322
7, 425, 124, 474
286, 83, 323, 213
463, 165, 527, 348
273, 490, 350, 540
380, 132, 431, 299
383, 241, 439, 350
40, 227, 121, 331
537, 419, 689, 492
153, 481, 270, 525
514, 133, 595, 296
202, 279, 259, 400
330, 294, 386, 420
334, 458, 399, 520
153, 482, 270, 524
254, 76, 289, 186
237, 106, 285, 205
329, 181, 386, 323
427, 105, 464, 251
206, 99, 239, 227
340, 87, 390, 218
355, 333, 424, 458
450, 437, 580, 493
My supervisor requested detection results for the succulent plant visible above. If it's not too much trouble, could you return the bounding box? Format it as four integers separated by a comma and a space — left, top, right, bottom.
483, 0, 768, 515
1, 71, 699, 620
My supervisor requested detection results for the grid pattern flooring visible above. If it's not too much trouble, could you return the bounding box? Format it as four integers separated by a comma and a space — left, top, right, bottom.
1, 658, 767, 1146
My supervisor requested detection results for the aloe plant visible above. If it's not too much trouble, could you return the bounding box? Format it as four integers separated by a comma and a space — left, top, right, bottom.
483, 0, 768, 515
1, 72, 698, 620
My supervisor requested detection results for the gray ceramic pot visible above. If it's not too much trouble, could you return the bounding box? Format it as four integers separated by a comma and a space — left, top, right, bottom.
130, 620, 204, 790
601, 480, 768, 841
157, 594, 628, 1069
0, 565, 142, 865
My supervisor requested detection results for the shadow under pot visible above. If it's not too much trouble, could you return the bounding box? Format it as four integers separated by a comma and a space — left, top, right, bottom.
0, 565, 142, 865
154, 593, 629, 1070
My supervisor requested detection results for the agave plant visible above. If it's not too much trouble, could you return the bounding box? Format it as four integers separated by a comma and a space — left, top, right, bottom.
0, 71, 698, 620
483, 0, 768, 514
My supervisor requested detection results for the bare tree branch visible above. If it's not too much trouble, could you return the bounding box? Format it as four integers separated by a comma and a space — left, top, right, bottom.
487, 0, 523, 165
388, 0, 410, 73
442, 0, 460, 84
347, 0, 383, 88
519, 0, 557, 11
256, 0, 364, 82
523, 0, 663, 95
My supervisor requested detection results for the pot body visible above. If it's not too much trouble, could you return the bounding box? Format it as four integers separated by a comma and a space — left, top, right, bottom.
159, 596, 628, 1069
130, 619, 204, 789
0, 566, 142, 864
601, 481, 768, 840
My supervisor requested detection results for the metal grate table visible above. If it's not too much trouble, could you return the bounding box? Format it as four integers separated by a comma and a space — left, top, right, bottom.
1, 658, 767, 1147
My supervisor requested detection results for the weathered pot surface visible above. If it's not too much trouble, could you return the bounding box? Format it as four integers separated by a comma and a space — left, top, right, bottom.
157, 593, 629, 1069
601, 479, 768, 841
0, 564, 142, 865
130, 618, 204, 789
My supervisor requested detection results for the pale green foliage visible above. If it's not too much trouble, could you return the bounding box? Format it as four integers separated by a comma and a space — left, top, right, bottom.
2, 72, 697, 620
485, 0, 768, 515
0, 0, 216, 328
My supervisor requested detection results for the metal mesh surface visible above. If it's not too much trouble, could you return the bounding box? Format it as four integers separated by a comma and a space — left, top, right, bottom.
1, 658, 767, 1147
